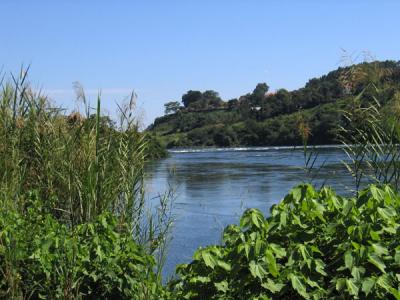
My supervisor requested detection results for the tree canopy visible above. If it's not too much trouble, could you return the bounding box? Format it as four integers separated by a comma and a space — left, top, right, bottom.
150, 60, 400, 148
164, 101, 181, 114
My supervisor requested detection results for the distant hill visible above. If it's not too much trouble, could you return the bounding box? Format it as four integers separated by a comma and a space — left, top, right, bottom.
148, 61, 400, 148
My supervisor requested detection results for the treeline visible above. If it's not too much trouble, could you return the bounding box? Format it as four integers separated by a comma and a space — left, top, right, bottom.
149, 60, 400, 148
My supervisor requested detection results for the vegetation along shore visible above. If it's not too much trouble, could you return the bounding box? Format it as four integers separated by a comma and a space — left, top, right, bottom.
2, 60, 400, 299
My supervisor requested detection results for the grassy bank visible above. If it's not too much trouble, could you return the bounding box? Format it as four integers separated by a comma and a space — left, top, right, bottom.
0, 71, 171, 299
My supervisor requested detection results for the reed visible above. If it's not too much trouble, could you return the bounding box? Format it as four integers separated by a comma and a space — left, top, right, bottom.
0, 67, 172, 247
337, 60, 400, 193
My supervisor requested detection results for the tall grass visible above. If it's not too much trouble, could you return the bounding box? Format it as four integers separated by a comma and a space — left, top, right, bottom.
337, 60, 400, 193
0, 68, 172, 250
297, 57, 400, 193
297, 115, 326, 186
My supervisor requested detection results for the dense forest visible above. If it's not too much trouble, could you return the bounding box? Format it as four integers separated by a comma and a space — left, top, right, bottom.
148, 61, 400, 148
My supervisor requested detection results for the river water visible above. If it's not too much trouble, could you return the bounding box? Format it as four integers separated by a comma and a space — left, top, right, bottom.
145, 146, 355, 279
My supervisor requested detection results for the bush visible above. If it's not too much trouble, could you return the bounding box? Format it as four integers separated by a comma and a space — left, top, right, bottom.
0, 193, 167, 299
169, 184, 400, 299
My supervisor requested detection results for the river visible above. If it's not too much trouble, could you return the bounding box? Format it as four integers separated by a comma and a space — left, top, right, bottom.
145, 146, 355, 279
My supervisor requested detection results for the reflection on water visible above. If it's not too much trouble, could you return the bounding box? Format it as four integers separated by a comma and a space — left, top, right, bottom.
145, 147, 354, 279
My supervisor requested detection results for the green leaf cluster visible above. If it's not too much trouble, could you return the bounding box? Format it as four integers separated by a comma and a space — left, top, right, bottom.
169, 184, 400, 299
0, 193, 167, 299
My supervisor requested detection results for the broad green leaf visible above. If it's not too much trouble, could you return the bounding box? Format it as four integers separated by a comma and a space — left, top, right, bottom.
40, 238, 53, 253
383, 225, 397, 234
290, 274, 309, 299
376, 274, 393, 291
342, 199, 353, 216
293, 215, 308, 228
315, 259, 327, 276
240, 210, 251, 228
251, 210, 263, 228
298, 244, 312, 269
368, 253, 386, 273
238, 242, 251, 259
351, 266, 365, 281
331, 195, 342, 210
370, 230, 380, 241
356, 190, 370, 208
265, 250, 278, 277
269, 243, 286, 258
395, 250, 400, 264
201, 251, 216, 269
249, 260, 267, 280
95, 245, 104, 260
346, 279, 359, 296
306, 278, 320, 288
190, 276, 211, 284
372, 243, 389, 256
377, 207, 397, 220
305, 184, 316, 198
313, 201, 326, 222
361, 277, 375, 296
370, 185, 383, 201
261, 278, 284, 293
255, 239, 263, 256
292, 187, 302, 202
244, 243, 250, 259
217, 260, 231, 271
310, 245, 323, 255
279, 211, 287, 227
390, 287, 400, 300
250, 232, 258, 241
100, 215, 108, 228
344, 250, 354, 270
336, 278, 346, 291
351, 241, 360, 250
214, 280, 228, 293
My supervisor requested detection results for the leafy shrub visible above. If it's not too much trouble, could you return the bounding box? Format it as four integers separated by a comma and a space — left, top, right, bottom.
169, 184, 400, 299
0, 193, 167, 299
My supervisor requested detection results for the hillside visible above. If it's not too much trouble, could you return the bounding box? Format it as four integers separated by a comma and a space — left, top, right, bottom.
148, 61, 400, 148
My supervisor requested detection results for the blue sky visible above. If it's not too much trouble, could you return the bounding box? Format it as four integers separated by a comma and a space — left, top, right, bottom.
1, 1, 400, 126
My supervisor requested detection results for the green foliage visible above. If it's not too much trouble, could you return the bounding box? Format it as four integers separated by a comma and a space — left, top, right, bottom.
0, 193, 167, 299
187, 124, 238, 147
0, 71, 170, 233
0, 70, 173, 297
250, 83, 269, 106
164, 101, 181, 115
181, 90, 224, 110
151, 60, 400, 148
143, 133, 168, 159
182, 91, 203, 108
169, 184, 400, 299
339, 86, 400, 193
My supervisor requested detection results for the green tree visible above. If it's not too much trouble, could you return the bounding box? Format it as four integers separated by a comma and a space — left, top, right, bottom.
253, 82, 269, 97
227, 98, 239, 110
182, 90, 202, 108
203, 90, 223, 108
251, 82, 269, 106
164, 101, 181, 115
